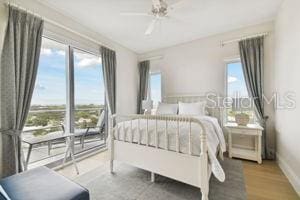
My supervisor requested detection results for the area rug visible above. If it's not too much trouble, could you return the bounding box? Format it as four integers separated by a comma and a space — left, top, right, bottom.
75, 158, 246, 200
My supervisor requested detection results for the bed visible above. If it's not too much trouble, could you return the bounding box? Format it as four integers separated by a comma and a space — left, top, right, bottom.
108, 95, 226, 200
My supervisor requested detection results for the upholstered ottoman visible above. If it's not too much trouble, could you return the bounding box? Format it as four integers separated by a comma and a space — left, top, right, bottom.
0, 166, 89, 200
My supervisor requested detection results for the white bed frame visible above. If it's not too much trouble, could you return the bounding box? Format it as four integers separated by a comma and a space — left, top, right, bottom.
109, 95, 223, 200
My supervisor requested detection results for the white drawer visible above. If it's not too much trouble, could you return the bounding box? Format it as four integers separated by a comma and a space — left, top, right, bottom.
230, 128, 259, 136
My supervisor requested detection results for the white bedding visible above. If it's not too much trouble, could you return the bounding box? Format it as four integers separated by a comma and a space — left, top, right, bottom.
114, 115, 226, 182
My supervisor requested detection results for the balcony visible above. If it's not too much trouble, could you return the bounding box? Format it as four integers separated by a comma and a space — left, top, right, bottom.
23, 105, 106, 169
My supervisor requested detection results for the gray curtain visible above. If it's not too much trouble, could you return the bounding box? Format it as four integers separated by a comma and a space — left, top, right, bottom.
239, 36, 274, 160
137, 60, 150, 114
101, 46, 116, 116
0, 6, 44, 177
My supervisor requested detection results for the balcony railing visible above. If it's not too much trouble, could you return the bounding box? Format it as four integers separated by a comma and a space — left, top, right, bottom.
23, 107, 106, 168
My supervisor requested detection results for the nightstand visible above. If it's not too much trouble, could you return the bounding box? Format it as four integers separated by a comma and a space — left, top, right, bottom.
225, 123, 263, 164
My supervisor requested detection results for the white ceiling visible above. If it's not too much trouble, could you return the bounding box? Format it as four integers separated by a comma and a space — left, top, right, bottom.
39, 0, 283, 54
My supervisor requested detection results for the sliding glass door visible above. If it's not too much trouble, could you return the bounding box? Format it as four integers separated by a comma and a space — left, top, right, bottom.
74, 48, 105, 153
24, 37, 105, 167
24, 38, 67, 164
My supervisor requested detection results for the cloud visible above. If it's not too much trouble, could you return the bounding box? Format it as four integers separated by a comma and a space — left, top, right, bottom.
35, 83, 46, 91
40, 48, 52, 56
228, 76, 238, 83
56, 50, 65, 56
74, 51, 101, 68
77, 58, 101, 68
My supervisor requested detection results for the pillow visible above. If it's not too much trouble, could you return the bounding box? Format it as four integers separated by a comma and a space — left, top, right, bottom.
156, 103, 178, 115
178, 101, 206, 116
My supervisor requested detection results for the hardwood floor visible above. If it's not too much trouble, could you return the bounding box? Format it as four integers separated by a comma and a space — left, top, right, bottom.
243, 160, 299, 200
57, 151, 299, 200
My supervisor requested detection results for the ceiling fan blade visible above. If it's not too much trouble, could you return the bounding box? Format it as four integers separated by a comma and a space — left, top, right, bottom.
120, 12, 151, 16
145, 18, 158, 35
152, 0, 161, 9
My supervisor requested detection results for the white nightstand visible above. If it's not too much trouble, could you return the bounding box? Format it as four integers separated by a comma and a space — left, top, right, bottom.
225, 123, 263, 164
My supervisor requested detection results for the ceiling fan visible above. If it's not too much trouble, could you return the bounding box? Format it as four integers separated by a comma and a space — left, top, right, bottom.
120, 0, 188, 35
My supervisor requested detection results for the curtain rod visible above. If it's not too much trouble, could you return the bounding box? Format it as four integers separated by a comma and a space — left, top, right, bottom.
4, 2, 116, 51
221, 32, 269, 47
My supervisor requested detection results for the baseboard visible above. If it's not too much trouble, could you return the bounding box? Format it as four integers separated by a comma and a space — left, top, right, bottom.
276, 153, 300, 197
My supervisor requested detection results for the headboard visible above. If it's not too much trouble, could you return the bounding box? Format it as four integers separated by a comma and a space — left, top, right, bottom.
163, 94, 224, 126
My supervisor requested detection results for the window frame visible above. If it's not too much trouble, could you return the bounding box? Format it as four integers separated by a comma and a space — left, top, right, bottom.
224, 57, 241, 101
27, 35, 106, 153
225, 58, 239, 123
72, 47, 105, 134
225, 58, 256, 123
43, 35, 104, 134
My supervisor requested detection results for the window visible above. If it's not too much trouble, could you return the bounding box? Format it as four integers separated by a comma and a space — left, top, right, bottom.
25, 38, 67, 138
226, 61, 255, 123
74, 49, 105, 152
149, 72, 162, 108
24, 37, 106, 166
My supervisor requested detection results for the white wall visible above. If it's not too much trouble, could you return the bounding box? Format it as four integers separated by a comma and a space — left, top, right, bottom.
274, 0, 300, 195
139, 22, 276, 151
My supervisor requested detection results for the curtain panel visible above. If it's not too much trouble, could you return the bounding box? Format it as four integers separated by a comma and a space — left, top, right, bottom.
101, 46, 116, 116
239, 36, 275, 160
0, 6, 44, 177
137, 60, 150, 114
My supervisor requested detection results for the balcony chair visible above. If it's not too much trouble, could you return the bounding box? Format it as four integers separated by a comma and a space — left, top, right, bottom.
48, 110, 106, 154
74, 110, 106, 149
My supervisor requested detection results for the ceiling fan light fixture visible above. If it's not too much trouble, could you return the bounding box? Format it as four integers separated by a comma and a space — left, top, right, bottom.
151, 0, 168, 17
121, 0, 187, 35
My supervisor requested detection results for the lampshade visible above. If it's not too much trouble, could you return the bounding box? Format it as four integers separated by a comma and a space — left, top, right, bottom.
231, 98, 254, 111
142, 100, 153, 110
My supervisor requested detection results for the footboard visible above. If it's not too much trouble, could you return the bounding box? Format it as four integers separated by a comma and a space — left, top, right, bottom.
109, 114, 209, 200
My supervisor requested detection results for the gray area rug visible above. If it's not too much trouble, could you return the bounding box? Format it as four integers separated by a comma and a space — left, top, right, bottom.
75, 158, 246, 200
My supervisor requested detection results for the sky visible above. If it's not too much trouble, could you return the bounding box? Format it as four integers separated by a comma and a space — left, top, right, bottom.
227, 62, 248, 98
150, 73, 162, 105
31, 38, 105, 106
